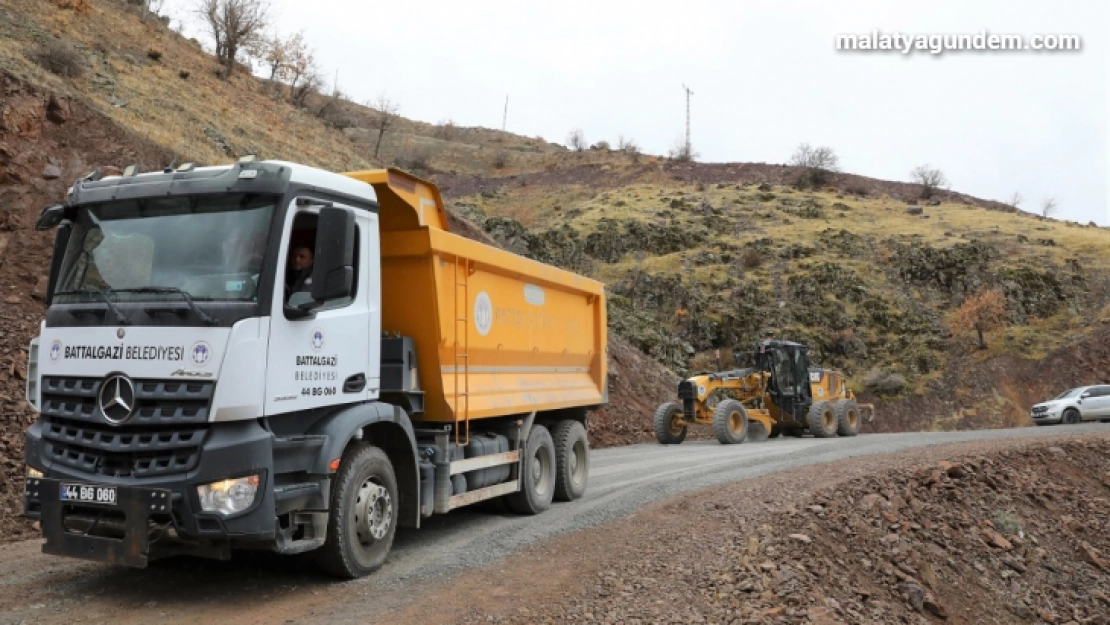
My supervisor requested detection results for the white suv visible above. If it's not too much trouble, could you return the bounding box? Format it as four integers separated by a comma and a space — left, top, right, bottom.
1030, 385, 1110, 425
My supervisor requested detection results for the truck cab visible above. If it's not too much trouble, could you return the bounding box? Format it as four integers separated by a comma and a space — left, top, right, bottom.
23, 159, 606, 577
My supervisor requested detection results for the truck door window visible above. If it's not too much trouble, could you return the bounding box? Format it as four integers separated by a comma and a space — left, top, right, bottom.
284, 210, 360, 317
792, 350, 810, 398
772, 349, 794, 396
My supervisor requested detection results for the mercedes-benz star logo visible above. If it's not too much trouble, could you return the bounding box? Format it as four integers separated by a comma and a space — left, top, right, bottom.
98, 375, 136, 425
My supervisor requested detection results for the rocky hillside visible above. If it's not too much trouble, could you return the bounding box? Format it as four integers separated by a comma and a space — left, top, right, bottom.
447, 164, 1110, 430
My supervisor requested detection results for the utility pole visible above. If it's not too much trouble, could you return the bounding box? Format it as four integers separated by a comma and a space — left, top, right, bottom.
682, 84, 693, 159
502, 95, 508, 132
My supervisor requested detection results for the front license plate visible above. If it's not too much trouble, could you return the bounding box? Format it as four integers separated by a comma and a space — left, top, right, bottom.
60, 483, 118, 506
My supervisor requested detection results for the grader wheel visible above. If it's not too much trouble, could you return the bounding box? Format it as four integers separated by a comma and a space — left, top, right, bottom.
835, 399, 861, 437
712, 399, 749, 444
653, 402, 687, 445
807, 400, 838, 438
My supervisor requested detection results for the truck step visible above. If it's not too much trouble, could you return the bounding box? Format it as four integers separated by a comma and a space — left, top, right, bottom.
449, 450, 519, 476
272, 536, 325, 555
446, 480, 519, 511
274, 481, 325, 515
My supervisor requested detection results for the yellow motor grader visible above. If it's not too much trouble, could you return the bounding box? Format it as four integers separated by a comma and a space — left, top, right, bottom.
653, 340, 872, 444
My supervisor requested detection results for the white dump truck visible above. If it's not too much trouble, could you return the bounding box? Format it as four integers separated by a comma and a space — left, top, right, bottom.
23, 159, 607, 578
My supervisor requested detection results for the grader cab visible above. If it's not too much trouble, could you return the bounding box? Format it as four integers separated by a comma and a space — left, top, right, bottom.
653, 340, 872, 444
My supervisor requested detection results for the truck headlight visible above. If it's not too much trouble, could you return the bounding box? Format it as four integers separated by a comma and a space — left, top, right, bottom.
196, 474, 260, 516
26, 467, 44, 479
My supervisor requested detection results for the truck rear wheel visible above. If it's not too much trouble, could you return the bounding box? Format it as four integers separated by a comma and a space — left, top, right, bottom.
315, 444, 398, 579
807, 400, 837, 438
653, 402, 687, 445
552, 420, 589, 501
713, 399, 749, 444
507, 425, 556, 514
835, 399, 861, 436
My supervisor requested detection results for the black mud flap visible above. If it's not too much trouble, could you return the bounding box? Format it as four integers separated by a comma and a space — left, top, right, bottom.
33, 477, 173, 568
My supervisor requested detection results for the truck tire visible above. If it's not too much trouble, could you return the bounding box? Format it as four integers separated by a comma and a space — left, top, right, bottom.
1063, 408, 1080, 425
834, 399, 861, 437
807, 400, 837, 438
315, 444, 399, 579
506, 425, 556, 514
552, 419, 589, 501
653, 402, 687, 445
713, 399, 749, 444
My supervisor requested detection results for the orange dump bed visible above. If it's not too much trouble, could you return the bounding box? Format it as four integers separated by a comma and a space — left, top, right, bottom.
344, 169, 607, 426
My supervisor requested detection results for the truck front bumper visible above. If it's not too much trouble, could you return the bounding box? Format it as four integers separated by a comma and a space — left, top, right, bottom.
24, 420, 278, 566
29, 477, 175, 568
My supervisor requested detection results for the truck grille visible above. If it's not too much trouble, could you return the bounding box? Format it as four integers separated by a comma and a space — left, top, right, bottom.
1031, 406, 1048, 414
39, 376, 214, 478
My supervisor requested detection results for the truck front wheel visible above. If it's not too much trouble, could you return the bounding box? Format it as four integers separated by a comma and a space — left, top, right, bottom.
315, 444, 399, 579
507, 425, 556, 514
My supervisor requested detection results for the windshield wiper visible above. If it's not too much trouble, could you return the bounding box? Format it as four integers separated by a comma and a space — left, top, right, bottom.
117, 287, 219, 326
54, 289, 132, 325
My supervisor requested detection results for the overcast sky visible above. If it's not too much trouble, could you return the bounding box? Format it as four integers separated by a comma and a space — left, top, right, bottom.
168, 1, 1107, 225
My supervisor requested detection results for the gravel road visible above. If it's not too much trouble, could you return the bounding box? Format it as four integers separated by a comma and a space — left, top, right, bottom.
1, 423, 1106, 624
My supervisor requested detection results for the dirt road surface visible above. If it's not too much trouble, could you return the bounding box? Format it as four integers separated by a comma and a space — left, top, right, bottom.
1, 424, 1106, 625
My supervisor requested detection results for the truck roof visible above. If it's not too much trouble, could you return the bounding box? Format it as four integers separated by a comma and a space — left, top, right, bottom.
67, 160, 449, 235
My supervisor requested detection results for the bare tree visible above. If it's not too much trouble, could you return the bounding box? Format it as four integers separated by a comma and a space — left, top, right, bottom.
281, 32, 320, 107
316, 84, 353, 129
668, 136, 698, 162
290, 70, 322, 108
910, 164, 948, 199
790, 143, 840, 188
1005, 191, 1024, 210
1041, 197, 1059, 218
566, 128, 586, 152
197, 0, 268, 79
617, 135, 641, 162
248, 31, 292, 81
368, 94, 400, 159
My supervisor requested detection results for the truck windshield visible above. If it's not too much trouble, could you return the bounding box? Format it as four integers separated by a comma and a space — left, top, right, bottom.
55, 193, 276, 304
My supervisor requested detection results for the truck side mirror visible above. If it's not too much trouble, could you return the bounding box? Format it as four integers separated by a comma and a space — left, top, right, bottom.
36, 204, 66, 230
310, 207, 355, 302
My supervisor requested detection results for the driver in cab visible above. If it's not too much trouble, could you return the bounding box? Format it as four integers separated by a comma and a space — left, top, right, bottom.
286, 245, 314, 299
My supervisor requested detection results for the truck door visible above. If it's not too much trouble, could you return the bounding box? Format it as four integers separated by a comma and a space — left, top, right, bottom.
264, 199, 380, 416
766, 347, 800, 421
